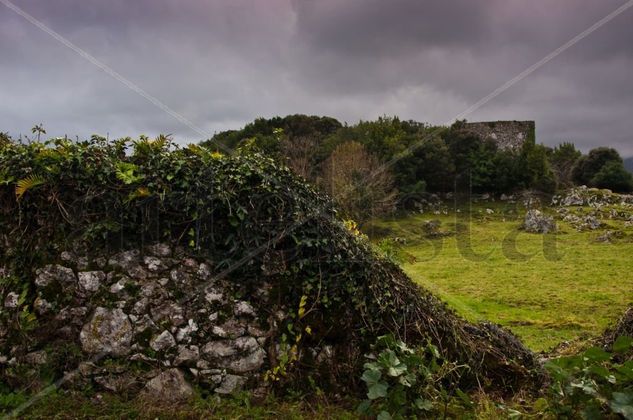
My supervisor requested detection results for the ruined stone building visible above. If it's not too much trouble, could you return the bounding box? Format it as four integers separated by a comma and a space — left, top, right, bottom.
461, 121, 535, 152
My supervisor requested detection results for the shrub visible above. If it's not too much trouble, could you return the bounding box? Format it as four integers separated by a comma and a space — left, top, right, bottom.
357, 335, 471, 419
544, 336, 633, 418
573, 147, 624, 186
590, 160, 633, 193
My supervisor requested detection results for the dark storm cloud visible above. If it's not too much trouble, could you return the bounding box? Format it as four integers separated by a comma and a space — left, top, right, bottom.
0, 0, 632, 155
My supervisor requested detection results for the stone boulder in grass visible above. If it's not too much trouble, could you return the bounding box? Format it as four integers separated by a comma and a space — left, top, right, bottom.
0, 139, 541, 400
522, 209, 557, 234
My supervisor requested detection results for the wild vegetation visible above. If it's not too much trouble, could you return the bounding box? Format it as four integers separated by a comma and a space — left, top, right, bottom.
203, 115, 633, 223
0, 135, 548, 417
0, 122, 632, 418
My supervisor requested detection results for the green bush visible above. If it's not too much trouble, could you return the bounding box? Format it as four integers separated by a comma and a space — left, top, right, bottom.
544, 336, 633, 419
357, 334, 471, 419
573, 147, 624, 187
591, 160, 633, 193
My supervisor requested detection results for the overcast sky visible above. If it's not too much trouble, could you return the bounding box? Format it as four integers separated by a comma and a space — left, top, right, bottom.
1, 0, 632, 155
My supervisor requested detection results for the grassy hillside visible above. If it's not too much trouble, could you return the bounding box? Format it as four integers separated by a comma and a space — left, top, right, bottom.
368, 201, 633, 351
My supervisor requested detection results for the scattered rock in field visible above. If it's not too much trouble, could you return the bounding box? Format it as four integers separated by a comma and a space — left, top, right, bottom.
552, 186, 633, 208
422, 219, 451, 237
595, 230, 624, 243
583, 215, 603, 230
522, 210, 556, 234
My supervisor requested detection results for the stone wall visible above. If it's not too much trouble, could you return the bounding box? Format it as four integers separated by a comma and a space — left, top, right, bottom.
0, 244, 332, 400
462, 121, 535, 152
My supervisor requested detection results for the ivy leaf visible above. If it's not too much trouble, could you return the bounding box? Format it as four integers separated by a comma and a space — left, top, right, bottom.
376, 411, 392, 420
367, 382, 388, 400
361, 368, 382, 386
387, 362, 407, 377
613, 336, 633, 354
414, 398, 433, 411
355, 400, 371, 415
610, 392, 633, 419
582, 347, 611, 363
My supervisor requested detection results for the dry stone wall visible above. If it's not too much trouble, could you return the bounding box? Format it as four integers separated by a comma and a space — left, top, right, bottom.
0, 243, 331, 400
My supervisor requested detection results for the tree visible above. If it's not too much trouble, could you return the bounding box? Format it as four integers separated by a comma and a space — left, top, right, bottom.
549, 142, 581, 189
572, 147, 623, 186
442, 128, 504, 192
395, 136, 454, 193
31, 123, 46, 142
322, 141, 397, 224
520, 142, 556, 193
280, 135, 317, 181
590, 160, 633, 192
0, 132, 10, 147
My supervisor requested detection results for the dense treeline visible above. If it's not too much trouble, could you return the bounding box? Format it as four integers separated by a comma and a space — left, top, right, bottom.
201, 115, 633, 209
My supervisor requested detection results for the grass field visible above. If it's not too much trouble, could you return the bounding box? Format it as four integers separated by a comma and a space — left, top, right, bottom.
368, 201, 633, 351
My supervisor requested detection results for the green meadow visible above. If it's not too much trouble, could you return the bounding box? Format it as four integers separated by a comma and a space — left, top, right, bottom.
368, 201, 633, 351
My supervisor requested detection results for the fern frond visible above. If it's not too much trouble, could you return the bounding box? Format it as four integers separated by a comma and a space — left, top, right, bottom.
15, 175, 46, 200
115, 162, 144, 185
125, 187, 151, 203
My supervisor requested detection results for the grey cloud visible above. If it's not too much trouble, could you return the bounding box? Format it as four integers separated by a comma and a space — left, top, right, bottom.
0, 0, 631, 156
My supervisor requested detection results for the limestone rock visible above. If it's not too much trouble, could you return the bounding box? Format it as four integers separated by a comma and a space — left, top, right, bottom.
33, 296, 52, 315
234, 301, 256, 318
202, 340, 237, 358
197, 263, 212, 281
234, 336, 259, 353
175, 319, 199, 343
225, 348, 266, 373
80, 307, 133, 356
174, 345, 199, 367
144, 256, 168, 273
142, 369, 193, 402
150, 330, 176, 352
4, 292, 19, 309
35, 264, 76, 288
215, 374, 246, 395
204, 287, 223, 304
146, 243, 172, 258
78, 271, 105, 294
170, 267, 192, 285
211, 319, 245, 339
24, 350, 47, 365
151, 302, 185, 327
108, 250, 140, 271
522, 210, 556, 234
